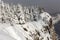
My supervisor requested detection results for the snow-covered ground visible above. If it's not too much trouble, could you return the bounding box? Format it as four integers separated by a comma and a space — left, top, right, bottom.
0, 0, 57, 40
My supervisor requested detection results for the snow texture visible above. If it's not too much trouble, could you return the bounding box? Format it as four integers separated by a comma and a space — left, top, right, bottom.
0, 0, 57, 40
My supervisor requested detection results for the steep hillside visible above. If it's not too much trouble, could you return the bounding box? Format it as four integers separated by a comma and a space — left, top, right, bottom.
0, 0, 57, 40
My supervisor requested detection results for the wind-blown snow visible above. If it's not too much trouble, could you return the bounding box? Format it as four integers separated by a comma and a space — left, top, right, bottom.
0, 0, 57, 40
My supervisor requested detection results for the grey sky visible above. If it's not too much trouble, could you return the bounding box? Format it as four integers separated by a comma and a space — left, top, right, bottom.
2, 0, 60, 14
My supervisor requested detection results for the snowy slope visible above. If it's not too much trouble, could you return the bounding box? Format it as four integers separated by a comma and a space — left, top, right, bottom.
0, 0, 57, 40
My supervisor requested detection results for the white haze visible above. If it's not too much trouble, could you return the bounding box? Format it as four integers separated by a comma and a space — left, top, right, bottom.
52, 14, 60, 24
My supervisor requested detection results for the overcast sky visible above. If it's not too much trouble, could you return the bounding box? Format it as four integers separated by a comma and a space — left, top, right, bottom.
2, 0, 60, 14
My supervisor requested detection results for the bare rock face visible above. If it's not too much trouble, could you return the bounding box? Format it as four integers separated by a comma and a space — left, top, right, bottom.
0, 0, 57, 40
